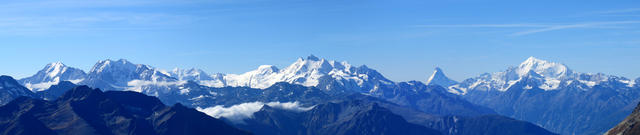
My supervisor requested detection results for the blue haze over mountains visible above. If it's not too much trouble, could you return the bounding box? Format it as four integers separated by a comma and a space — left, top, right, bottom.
0, 55, 638, 134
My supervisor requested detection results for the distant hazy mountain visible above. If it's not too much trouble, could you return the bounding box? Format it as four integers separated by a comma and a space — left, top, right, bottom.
607, 102, 640, 135
0, 76, 36, 105
147, 80, 494, 117
0, 85, 250, 135
155, 82, 335, 108
18, 62, 86, 91
368, 81, 495, 116
445, 57, 640, 134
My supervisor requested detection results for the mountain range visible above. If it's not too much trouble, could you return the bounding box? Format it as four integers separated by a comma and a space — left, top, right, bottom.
16, 56, 494, 116
0, 77, 555, 135
432, 57, 640, 135
7, 55, 639, 134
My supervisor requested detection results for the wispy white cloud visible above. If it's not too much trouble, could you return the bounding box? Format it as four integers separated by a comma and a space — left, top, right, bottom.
0, 0, 224, 35
126, 80, 187, 93
594, 8, 640, 14
414, 21, 640, 36
196, 101, 314, 124
511, 21, 640, 36
413, 24, 550, 28
0, 0, 245, 11
0, 12, 202, 35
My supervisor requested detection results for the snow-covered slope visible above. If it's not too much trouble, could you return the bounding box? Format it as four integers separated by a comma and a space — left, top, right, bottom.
450, 57, 640, 134
426, 67, 458, 88
19, 62, 86, 91
448, 57, 636, 95
169, 68, 214, 81
20, 56, 396, 95
79, 59, 178, 91
209, 55, 395, 93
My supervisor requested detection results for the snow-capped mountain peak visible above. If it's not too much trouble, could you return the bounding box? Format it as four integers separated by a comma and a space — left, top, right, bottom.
44, 62, 66, 78
82, 59, 176, 91
516, 57, 571, 78
90, 59, 141, 74
426, 67, 458, 88
449, 57, 636, 95
19, 62, 86, 91
256, 65, 279, 74
211, 55, 393, 93
170, 68, 213, 81
284, 55, 335, 74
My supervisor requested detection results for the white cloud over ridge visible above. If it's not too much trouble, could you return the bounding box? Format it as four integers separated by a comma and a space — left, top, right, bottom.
126, 80, 186, 93
197, 101, 314, 124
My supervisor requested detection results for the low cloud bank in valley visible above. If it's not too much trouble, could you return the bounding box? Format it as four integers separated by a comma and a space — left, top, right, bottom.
197, 101, 313, 124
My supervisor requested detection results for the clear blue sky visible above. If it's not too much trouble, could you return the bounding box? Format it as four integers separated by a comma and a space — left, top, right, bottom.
1, 0, 639, 82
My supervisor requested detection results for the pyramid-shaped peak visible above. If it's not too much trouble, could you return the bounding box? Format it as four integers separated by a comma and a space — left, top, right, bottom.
426, 67, 458, 87
430, 67, 446, 76
43, 61, 69, 76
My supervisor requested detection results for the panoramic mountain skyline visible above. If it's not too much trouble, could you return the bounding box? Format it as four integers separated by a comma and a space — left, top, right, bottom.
5, 55, 640, 85
12, 55, 640, 94
2, 1, 639, 135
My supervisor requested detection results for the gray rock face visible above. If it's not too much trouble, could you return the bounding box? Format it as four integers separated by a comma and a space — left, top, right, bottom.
606, 102, 640, 135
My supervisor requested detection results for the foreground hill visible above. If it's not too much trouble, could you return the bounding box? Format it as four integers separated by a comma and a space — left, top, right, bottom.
237, 99, 442, 135
0, 86, 250, 135
606, 102, 640, 135
229, 95, 556, 135
0, 76, 36, 105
